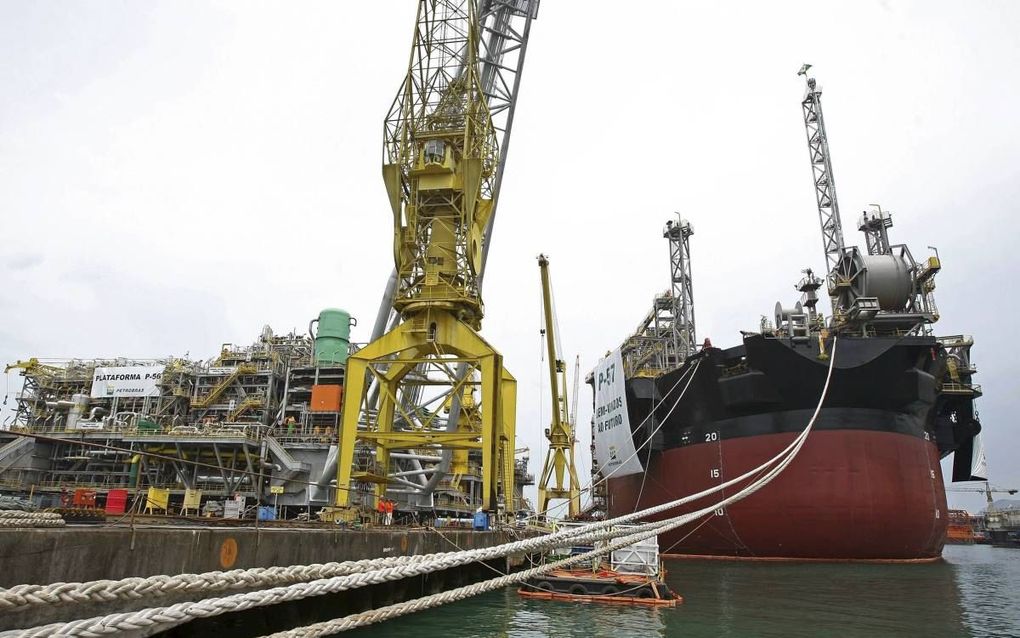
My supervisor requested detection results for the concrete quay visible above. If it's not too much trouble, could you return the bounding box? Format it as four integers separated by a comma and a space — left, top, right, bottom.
0, 524, 532, 636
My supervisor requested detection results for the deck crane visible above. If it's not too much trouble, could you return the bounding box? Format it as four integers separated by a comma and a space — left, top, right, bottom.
331, 0, 537, 517
536, 255, 581, 517
797, 63, 847, 312
796, 65, 941, 333
799, 65, 896, 265
311, 1, 539, 506
365, 0, 538, 343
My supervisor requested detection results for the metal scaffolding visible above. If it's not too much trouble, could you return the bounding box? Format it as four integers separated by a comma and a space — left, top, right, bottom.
663, 215, 696, 367
798, 64, 846, 303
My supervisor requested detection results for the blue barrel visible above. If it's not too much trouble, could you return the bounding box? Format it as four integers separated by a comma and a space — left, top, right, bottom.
257, 506, 276, 521
473, 511, 489, 531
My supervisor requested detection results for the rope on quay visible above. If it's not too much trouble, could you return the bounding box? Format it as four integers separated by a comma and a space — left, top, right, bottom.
259, 527, 667, 638
0, 519, 670, 637
0, 523, 644, 613
2, 340, 837, 637
0, 511, 65, 529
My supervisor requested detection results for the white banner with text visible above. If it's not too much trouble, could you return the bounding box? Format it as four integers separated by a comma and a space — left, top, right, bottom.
90, 366, 164, 398
592, 348, 643, 478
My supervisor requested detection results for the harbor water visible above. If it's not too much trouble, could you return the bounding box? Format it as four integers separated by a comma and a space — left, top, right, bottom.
352, 545, 1020, 637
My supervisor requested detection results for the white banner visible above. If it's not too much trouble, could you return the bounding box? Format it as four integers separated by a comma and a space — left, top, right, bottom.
970, 433, 988, 480
90, 366, 164, 398
592, 348, 643, 477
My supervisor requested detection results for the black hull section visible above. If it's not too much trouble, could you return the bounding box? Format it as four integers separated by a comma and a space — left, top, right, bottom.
629, 334, 979, 461
607, 333, 982, 560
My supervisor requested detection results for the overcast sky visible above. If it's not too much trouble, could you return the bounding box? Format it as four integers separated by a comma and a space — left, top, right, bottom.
1, 1, 1018, 514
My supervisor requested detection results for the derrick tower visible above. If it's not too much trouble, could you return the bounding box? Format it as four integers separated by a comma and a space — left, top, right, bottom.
334, 0, 536, 514
663, 215, 695, 366
536, 255, 581, 517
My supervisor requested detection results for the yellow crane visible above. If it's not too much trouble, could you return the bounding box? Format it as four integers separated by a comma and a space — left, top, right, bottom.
947, 483, 1018, 509
332, 0, 519, 516
536, 255, 581, 517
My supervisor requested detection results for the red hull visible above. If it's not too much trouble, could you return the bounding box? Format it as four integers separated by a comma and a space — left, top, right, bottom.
608, 430, 948, 560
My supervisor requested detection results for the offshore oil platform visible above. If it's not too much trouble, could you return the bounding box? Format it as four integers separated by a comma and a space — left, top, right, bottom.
0, 313, 535, 519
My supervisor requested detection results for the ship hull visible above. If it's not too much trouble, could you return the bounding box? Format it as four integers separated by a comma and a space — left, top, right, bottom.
595, 333, 980, 560
608, 425, 948, 560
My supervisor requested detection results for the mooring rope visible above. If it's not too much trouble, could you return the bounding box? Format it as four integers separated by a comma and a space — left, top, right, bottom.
257, 526, 667, 638
0, 523, 664, 638
0, 523, 655, 614
0, 511, 64, 529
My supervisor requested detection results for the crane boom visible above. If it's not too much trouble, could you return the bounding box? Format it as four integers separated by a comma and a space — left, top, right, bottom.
570, 354, 580, 429
946, 483, 1018, 504
333, 0, 525, 517
536, 254, 581, 517
798, 64, 846, 306
367, 1, 539, 345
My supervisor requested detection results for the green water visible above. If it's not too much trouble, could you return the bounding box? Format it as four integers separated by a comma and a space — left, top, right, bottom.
352, 545, 1020, 637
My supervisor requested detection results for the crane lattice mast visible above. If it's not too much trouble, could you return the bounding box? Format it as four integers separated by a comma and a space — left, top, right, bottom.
333, 0, 525, 517
367, 0, 539, 345
663, 215, 696, 366
570, 354, 580, 431
536, 255, 581, 517
347, 0, 538, 505
798, 64, 846, 308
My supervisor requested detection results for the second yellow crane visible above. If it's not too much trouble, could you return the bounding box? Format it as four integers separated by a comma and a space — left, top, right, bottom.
536, 255, 581, 518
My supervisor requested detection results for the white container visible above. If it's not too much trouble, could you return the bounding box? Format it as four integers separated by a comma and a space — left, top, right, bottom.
223, 496, 246, 519
549, 521, 592, 556
610, 524, 660, 576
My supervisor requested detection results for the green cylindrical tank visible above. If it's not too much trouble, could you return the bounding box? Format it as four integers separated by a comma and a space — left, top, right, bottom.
313, 308, 353, 366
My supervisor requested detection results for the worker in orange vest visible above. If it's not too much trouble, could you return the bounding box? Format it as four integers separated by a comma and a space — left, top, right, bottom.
376, 498, 386, 525
383, 499, 394, 526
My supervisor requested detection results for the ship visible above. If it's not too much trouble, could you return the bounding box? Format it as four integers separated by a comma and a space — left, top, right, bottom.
588, 69, 986, 561
946, 510, 979, 544
600, 328, 983, 560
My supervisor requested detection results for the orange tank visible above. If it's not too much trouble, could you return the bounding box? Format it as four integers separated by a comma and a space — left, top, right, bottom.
310, 384, 343, 412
